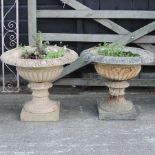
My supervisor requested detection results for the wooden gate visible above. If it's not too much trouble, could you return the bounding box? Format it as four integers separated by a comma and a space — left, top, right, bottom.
28, 0, 155, 87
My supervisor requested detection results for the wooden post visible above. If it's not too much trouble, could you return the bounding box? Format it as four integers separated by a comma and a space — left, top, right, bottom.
28, 0, 37, 46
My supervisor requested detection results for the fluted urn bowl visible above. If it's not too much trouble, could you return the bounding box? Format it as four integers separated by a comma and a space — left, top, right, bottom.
95, 64, 141, 81
1, 46, 78, 121
17, 66, 63, 83
81, 47, 154, 120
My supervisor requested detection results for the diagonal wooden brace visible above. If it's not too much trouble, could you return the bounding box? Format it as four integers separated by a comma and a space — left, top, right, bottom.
61, 0, 155, 52
56, 0, 155, 81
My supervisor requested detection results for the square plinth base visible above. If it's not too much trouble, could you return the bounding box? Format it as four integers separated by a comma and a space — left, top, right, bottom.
20, 102, 60, 122
97, 99, 137, 120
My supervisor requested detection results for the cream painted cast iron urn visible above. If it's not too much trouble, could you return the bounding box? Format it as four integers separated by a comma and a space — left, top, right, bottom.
81, 47, 154, 120
1, 46, 78, 121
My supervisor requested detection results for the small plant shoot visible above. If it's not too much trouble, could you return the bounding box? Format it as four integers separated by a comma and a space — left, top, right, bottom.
97, 43, 140, 57
20, 32, 65, 59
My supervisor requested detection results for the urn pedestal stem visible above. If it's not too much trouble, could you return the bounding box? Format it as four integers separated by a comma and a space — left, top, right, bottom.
20, 82, 60, 122
97, 80, 137, 120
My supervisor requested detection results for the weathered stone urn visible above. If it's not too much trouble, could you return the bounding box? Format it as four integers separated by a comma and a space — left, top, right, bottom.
81, 47, 154, 120
1, 46, 78, 121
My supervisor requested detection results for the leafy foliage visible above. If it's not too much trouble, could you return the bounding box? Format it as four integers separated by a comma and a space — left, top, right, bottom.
97, 43, 140, 57
44, 48, 64, 59
20, 32, 65, 59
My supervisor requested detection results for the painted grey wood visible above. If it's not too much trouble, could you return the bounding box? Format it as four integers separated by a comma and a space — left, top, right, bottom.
37, 10, 155, 19
140, 72, 155, 79
55, 0, 155, 80
61, 0, 128, 34
60, 0, 155, 53
28, 0, 37, 46
43, 33, 155, 44
61, 0, 129, 35
140, 44, 155, 53
55, 57, 90, 81
54, 78, 155, 87
115, 21, 155, 45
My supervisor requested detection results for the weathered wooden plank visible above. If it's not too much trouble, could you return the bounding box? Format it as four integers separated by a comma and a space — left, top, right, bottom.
140, 72, 155, 79
139, 44, 155, 53
43, 33, 155, 44
133, 35, 155, 44
115, 21, 155, 45
61, 0, 129, 34
55, 57, 91, 81
54, 78, 155, 87
37, 10, 155, 19
54, 0, 155, 81
28, 0, 37, 45
60, 0, 155, 53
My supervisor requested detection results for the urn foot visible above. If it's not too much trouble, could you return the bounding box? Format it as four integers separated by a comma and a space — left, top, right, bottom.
97, 81, 137, 120
20, 102, 60, 122
97, 99, 137, 120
